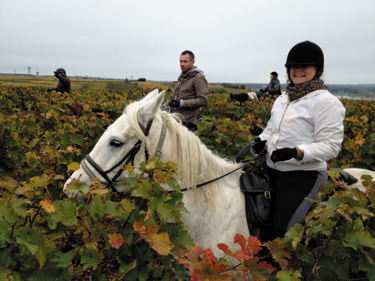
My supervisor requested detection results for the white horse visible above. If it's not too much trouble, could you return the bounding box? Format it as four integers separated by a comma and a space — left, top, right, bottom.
64, 89, 250, 259
343, 168, 375, 192
64, 89, 374, 278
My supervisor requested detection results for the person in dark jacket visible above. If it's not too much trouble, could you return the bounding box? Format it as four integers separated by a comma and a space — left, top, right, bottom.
258, 71, 281, 99
163, 50, 209, 131
47, 68, 71, 93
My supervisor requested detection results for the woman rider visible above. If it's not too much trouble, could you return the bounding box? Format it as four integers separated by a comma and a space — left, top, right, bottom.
251, 41, 346, 241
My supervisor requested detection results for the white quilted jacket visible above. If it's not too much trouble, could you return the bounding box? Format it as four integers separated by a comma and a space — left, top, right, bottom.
259, 90, 346, 172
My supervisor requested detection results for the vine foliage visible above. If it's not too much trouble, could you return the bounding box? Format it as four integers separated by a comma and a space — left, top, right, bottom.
0, 86, 374, 280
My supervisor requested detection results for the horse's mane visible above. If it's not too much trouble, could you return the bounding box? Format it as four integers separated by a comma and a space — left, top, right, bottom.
125, 100, 241, 205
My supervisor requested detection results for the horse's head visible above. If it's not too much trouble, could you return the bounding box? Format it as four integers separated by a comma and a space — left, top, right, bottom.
64, 89, 167, 194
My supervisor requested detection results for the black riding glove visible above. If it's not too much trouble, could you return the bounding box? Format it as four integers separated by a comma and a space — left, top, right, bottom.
169, 100, 180, 107
250, 137, 267, 156
270, 147, 297, 163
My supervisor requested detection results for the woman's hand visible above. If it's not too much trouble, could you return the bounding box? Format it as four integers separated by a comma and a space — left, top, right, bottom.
250, 137, 267, 156
270, 147, 297, 162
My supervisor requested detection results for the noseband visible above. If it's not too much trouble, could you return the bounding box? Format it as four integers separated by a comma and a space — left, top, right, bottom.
80, 114, 167, 190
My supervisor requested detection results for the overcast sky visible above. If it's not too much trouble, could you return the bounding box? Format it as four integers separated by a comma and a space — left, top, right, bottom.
1, 0, 374, 84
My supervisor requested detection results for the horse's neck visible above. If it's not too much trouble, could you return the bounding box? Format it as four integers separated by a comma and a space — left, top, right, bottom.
163, 128, 237, 187
160, 123, 241, 205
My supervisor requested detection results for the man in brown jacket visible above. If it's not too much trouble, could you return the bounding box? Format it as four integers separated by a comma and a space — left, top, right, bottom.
164, 50, 209, 131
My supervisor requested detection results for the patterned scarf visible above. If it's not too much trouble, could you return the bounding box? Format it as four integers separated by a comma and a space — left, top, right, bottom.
286, 79, 327, 101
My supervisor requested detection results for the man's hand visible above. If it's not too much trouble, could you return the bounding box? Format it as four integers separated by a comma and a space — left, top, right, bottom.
169, 100, 180, 107
270, 148, 297, 162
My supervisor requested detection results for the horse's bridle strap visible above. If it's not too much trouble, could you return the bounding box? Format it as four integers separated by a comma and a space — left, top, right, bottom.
80, 118, 159, 189
81, 156, 100, 181
155, 114, 167, 158
84, 154, 113, 184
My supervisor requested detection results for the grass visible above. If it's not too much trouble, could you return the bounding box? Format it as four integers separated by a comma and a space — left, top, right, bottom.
0, 74, 250, 94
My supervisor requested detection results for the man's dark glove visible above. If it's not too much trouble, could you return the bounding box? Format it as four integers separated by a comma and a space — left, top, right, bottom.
270, 147, 297, 163
169, 100, 180, 107
250, 137, 267, 156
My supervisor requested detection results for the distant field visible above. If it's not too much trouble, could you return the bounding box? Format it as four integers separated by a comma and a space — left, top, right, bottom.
0, 75, 252, 94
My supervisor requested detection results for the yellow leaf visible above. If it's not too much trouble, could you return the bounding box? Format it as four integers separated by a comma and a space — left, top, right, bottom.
354, 135, 366, 146
45, 111, 53, 119
67, 162, 80, 172
40, 200, 55, 213
345, 116, 357, 122
134, 219, 174, 256
360, 115, 368, 123
149, 232, 174, 256
89, 188, 108, 196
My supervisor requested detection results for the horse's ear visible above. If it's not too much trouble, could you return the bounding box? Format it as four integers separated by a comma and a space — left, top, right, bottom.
138, 90, 166, 122
141, 89, 159, 102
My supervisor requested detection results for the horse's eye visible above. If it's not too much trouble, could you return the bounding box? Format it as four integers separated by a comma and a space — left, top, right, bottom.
110, 140, 123, 147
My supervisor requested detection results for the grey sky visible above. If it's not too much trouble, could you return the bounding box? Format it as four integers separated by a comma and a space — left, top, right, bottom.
1, 0, 374, 84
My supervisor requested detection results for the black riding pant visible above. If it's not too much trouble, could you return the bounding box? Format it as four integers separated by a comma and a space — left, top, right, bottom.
265, 166, 327, 241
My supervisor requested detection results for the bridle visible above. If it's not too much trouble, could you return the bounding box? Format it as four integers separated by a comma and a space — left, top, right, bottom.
80, 114, 167, 191
79, 113, 260, 195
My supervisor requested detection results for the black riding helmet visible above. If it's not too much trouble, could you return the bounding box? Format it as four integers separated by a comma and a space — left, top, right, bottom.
270, 71, 278, 78
55, 68, 67, 76
285, 41, 324, 83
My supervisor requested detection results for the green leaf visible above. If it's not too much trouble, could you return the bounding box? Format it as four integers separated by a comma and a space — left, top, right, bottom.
90, 195, 122, 219
0, 199, 29, 225
67, 162, 80, 172
171, 230, 194, 249
131, 180, 152, 200
0, 219, 14, 245
51, 248, 79, 268
53, 200, 78, 226
167, 178, 181, 192
15, 226, 55, 267
0, 268, 23, 281
120, 198, 136, 212
276, 268, 302, 280
0, 176, 18, 193
70, 134, 85, 146
0, 248, 17, 268
27, 264, 72, 281
284, 224, 304, 249
64, 178, 89, 196
343, 218, 375, 250
81, 245, 102, 270
149, 198, 174, 223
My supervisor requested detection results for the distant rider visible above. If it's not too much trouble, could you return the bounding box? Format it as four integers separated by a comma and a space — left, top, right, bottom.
47, 68, 71, 93
258, 71, 281, 99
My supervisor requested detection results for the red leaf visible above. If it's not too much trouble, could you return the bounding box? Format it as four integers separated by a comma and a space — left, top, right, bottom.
108, 233, 124, 249
177, 246, 232, 281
